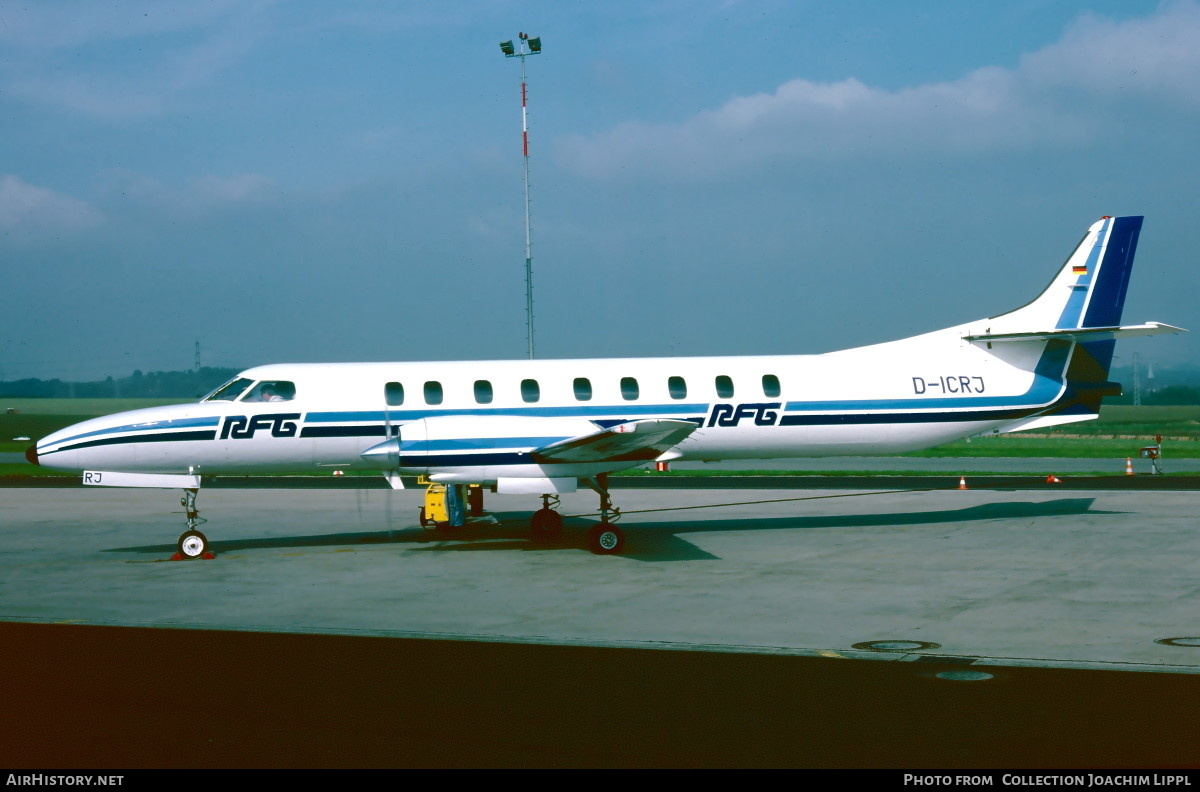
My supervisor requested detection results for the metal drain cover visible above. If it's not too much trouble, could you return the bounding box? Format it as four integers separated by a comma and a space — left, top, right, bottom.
935, 670, 993, 682
1156, 637, 1200, 647
851, 640, 942, 652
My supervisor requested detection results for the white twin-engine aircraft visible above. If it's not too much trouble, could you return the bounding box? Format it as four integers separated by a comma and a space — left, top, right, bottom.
29, 216, 1183, 556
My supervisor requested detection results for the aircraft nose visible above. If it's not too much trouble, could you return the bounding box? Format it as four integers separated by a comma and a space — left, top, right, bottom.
25, 444, 39, 466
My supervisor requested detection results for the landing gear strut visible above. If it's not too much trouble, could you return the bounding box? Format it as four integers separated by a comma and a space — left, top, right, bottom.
176, 488, 210, 559
584, 475, 625, 555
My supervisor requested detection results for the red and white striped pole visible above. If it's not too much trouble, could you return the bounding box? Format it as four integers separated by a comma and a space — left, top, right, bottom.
500, 33, 543, 360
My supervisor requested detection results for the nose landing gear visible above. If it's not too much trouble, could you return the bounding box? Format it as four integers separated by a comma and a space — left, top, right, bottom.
174, 488, 213, 560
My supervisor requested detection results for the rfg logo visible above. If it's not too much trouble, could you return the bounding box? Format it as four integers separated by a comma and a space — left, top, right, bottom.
706, 402, 782, 428
219, 413, 301, 439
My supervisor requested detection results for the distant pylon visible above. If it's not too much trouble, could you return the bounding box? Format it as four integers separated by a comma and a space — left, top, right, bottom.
1125, 458, 1134, 476
958, 476, 968, 490
1046, 474, 1062, 484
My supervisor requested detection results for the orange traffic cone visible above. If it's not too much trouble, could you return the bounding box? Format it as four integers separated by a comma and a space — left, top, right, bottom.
1125, 458, 1134, 476
1046, 474, 1062, 484
958, 476, 968, 490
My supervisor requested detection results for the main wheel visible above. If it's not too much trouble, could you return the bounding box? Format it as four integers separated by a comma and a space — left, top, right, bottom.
588, 523, 625, 555
531, 508, 563, 541
177, 529, 209, 559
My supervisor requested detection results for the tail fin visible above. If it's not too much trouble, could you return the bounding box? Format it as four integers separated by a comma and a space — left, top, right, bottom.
988, 215, 1143, 334
969, 216, 1183, 420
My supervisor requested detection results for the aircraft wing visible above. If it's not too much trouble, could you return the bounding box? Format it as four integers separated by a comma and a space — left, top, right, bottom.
530, 419, 698, 464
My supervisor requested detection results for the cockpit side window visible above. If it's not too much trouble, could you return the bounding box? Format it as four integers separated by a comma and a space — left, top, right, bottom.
244, 380, 297, 402
203, 377, 254, 402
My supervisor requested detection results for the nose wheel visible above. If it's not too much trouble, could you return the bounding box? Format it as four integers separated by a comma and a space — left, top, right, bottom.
178, 528, 209, 558
175, 488, 212, 559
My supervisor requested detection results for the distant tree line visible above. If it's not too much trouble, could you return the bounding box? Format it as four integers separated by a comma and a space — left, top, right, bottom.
0, 367, 241, 399
1108, 385, 1200, 406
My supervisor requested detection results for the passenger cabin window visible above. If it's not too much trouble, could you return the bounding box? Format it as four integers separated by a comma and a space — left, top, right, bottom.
204, 377, 253, 402
245, 380, 296, 402
573, 377, 593, 401
424, 381, 443, 405
762, 374, 781, 398
385, 381, 405, 406
621, 377, 640, 401
668, 376, 687, 400
521, 379, 540, 403
715, 375, 734, 399
474, 380, 493, 404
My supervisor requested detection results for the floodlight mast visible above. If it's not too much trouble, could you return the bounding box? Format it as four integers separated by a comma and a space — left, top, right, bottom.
499, 33, 542, 359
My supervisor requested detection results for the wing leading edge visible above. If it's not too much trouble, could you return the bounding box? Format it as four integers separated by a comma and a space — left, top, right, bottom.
531, 419, 698, 464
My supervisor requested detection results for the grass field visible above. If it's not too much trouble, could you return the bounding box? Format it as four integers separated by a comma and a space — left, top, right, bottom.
905, 405, 1200, 458
2, 399, 1197, 478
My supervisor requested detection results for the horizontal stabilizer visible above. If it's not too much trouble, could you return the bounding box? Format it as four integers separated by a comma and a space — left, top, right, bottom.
964, 322, 1185, 344
531, 419, 697, 464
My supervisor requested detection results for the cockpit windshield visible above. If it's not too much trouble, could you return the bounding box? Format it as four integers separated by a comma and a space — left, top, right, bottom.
202, 377, 254, 402
202, 377, 297, 403
243, 380, 296, 402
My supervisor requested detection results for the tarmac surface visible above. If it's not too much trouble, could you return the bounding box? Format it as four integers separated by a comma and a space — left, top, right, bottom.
3, 480, 1200, 768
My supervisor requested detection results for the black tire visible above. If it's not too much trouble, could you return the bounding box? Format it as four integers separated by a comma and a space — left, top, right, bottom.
177, 529, 209, 559
531, 508, 563, 541
588, 523, 624, 555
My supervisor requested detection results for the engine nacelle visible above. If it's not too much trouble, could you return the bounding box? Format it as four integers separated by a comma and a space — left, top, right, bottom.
360, 414, 599, 475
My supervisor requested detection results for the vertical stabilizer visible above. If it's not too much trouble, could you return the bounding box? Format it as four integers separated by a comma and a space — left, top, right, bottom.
980, 216, 1145, 418
988, 215, 1143, 334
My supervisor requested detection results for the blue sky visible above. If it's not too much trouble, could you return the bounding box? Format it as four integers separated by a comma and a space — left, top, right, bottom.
2, 1, 1197, 381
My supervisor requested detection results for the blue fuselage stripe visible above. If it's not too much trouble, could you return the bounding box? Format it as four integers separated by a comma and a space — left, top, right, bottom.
40, 430, 220, 455
400, 437, 569, 452
42, 416, 221, 451
306, 404, 709, 422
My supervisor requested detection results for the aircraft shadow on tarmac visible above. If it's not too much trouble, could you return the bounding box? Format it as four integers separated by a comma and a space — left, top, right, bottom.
106, 497, 1121, 563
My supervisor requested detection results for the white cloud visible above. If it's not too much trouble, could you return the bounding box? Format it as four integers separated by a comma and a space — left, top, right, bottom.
556, 2, 1200, 181
1020, 2, 1200, 103
96, 170, 277, 215
0, 175, 102, 235
1, 0, 275, 120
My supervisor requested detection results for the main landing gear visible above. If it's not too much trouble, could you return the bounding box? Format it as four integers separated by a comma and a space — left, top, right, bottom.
531, 494, 564, 540
175, 488, 212, 559
528, 475, 625, 555
586, 475, 625, 555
